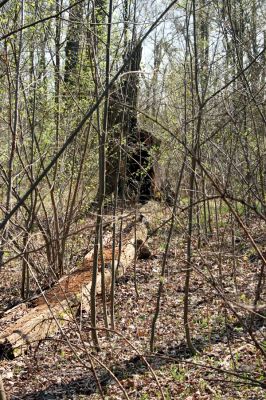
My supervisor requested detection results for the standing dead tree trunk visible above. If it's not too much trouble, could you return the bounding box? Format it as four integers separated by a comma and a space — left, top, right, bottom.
105, 41, 161, 204
64, 0, 83, 84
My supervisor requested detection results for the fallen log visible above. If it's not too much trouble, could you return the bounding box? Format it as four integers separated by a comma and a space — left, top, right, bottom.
0, 202, 163, 359
0, 268, 109, 359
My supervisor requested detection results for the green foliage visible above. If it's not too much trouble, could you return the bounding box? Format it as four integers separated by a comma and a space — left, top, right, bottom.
140, 393, 150, 400
170, 366, 186, 383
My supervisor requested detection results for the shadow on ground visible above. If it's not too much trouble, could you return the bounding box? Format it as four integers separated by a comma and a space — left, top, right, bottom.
12, 314, 265, 400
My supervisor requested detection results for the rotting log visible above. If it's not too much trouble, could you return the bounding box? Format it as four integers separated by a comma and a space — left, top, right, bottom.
0, 268, 96, 359
0, 264, 112, 359
0, 202, 163, 359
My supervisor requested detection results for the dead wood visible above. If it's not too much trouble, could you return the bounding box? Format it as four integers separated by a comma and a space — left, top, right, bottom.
0, 202, 162, 359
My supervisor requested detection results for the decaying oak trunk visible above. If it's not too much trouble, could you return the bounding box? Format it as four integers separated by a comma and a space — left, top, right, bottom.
105, 43, 164, 204
0, 203, 161, 359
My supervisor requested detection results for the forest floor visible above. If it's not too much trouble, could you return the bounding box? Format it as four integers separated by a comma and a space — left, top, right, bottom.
0, 209, 265, 400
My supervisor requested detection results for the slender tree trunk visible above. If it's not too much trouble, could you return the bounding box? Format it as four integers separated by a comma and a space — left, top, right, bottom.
0, 377, 6, 400
0, 1, 24, 270
90, 0, 112, 349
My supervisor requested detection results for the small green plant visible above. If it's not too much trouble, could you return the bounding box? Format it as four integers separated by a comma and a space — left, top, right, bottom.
140, 393, 149, 400
199, 378, 207, 392
229, 351, 240, 370
159, 243, 166, 252
13, 365, 22, 375
198, 317, 209, 330
239, 293, 248, 302
170, 366, 186, 382
164, 388, 171, 400
60, 349, 65, 358
213, 393, 222, 400
213, 314, 224, 326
